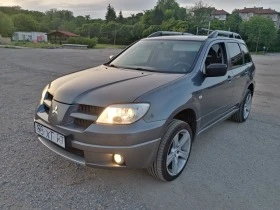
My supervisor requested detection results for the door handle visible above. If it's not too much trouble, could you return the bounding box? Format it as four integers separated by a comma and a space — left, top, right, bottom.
227, 75, 233, 82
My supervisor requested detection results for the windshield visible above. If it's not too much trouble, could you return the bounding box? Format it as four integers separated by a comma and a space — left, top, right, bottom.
109, 40, 203, 73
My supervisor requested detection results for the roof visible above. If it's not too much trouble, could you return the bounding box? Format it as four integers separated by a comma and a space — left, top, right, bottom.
46, 30, 78, 37
236, 7, 263, 13
255, 8, 279, 14
212, 9, 229, 15
235, 7, 279, 14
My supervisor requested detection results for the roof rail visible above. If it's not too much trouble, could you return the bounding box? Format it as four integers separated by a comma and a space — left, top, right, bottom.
208, 30, 242, 39
147, 31, 193, 38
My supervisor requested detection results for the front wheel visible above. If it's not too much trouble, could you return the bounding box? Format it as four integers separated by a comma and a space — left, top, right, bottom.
231, 89, 253, 123
147, 120, 192, 182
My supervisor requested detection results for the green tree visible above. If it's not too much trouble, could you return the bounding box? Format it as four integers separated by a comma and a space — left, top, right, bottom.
76, 16, 86, 26
271, 30, 280, 52
126, 13, 143, 25
240, 16, 277, 52
85, 15, 91, 22
0, 11, 14, 36
105, 4, 117, 22
60, 21, 77, 33
12, 13, 39, 31
117, 11, 124, 23
187, 1, 214, 33
211, 19, 227, 31
225, 12, 243, 33
142, 25, 161, 37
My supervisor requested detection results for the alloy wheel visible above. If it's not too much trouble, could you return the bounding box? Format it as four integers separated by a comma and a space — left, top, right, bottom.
166, 129, 191, 176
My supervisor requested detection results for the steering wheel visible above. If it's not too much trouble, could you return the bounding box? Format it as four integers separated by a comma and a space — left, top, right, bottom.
173, 62, 192, 72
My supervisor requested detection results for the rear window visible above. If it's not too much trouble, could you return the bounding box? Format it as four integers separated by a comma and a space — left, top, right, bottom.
228, 42, 243, 68
110, 40, 203, 73
240, 44, 252, 64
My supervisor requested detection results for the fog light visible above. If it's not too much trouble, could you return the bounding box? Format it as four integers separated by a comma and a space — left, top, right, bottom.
113, 154, 124, 165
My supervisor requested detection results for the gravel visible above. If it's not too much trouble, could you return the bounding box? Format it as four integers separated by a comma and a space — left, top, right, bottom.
0, 48, 279, 209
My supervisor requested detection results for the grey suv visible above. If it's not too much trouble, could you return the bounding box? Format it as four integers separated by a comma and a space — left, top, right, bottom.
34, 30, 255, 181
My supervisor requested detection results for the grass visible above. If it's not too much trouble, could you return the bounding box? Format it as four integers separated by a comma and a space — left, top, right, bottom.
95, 43, 127, 49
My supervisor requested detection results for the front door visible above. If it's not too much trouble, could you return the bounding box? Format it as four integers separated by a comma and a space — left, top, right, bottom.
199, 42, 235, 129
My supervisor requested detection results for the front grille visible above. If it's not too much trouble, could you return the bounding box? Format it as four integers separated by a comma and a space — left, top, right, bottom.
44, 92, 53, 114
44, 105, 50, 114
74, 118, 94, 128
72, 104, 104, 128
46, 92, 53, 101
78, 104, 104, 116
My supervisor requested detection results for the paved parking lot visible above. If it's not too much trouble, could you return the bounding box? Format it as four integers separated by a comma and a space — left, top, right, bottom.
0, 48, 279, 209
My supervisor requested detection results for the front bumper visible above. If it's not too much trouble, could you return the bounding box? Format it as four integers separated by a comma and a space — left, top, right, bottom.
34, 117, 164, 169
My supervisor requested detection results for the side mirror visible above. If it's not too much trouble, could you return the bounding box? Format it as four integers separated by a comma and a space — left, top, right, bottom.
205, 64, 228, 77
109, 55, 114, 60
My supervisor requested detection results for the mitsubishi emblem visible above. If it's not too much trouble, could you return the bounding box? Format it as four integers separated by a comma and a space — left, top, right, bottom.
52, 105, 58, 115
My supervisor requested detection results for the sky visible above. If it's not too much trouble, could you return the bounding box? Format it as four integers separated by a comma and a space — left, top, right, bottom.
1, 0, 280, 19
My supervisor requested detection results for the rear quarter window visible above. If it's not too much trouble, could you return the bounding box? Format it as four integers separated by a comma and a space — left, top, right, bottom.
227, 42, 243, 68
240, 44, 252, 64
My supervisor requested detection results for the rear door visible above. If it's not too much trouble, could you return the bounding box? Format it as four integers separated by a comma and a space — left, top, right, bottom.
227, 42, 252, 105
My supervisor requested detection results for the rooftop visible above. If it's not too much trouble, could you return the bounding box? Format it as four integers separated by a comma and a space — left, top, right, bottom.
46, 30, 78, 37
235, 7, 279, 14
211, 9, 229, 16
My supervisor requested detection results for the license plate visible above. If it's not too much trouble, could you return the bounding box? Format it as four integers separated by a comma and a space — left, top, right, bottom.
35, 122, 66, 148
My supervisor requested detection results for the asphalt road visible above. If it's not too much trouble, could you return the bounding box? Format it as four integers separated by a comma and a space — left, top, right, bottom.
0, 48, 279, 209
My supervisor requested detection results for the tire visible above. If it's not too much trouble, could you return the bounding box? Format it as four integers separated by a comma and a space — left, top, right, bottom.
147, 120, 192, 182
231, 89, 253, 123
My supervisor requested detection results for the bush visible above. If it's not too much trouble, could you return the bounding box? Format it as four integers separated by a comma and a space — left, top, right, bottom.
67, 37, 98, 48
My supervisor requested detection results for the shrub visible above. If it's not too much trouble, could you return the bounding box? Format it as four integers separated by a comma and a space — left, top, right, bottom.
67, 37, 98, 48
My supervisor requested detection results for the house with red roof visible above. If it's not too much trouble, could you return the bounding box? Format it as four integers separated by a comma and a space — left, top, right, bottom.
211, 9, 229, 21
235, 7, 280, 29
46, 30, 79, 44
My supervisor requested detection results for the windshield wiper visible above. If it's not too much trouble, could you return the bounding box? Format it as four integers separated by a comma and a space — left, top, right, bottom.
104, 63, 119, 68
124, 67, 155, 72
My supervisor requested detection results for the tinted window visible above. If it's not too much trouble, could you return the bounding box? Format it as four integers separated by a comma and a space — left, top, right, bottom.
240, 44, 252, 64
228, 43, 243, 67
110, 40, 202, 73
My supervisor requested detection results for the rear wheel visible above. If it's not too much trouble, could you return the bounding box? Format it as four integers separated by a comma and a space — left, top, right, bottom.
231, 89, 252, 123
147, 120, 192, 182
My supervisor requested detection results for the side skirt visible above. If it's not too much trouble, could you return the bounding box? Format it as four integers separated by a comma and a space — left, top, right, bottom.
197, 108, 239, 136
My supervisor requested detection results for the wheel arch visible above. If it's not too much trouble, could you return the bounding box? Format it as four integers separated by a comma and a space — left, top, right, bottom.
173, 109, 197, 138
248, 83, 255, 96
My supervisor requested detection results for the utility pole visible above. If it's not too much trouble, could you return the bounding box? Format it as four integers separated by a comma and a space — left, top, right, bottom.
113, 24, 117, 46
207, 21, 211, 35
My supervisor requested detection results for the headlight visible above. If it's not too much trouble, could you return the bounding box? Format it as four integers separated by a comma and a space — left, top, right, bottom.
40, 84, 49, 104
96, 103, 150, 125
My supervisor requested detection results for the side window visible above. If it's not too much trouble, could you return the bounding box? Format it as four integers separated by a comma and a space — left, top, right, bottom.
205, 43, 226, 68
240, 44, 252, 64
227, 42, 243, 68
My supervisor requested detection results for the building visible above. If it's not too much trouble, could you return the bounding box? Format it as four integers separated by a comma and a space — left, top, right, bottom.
46, 30, 78, 44
211, 9, 229, 21
235, 7, 280, 29
12, 32, 48, 42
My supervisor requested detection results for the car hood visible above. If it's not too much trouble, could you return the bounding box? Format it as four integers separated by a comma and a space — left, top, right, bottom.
48, 65, 184, 106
